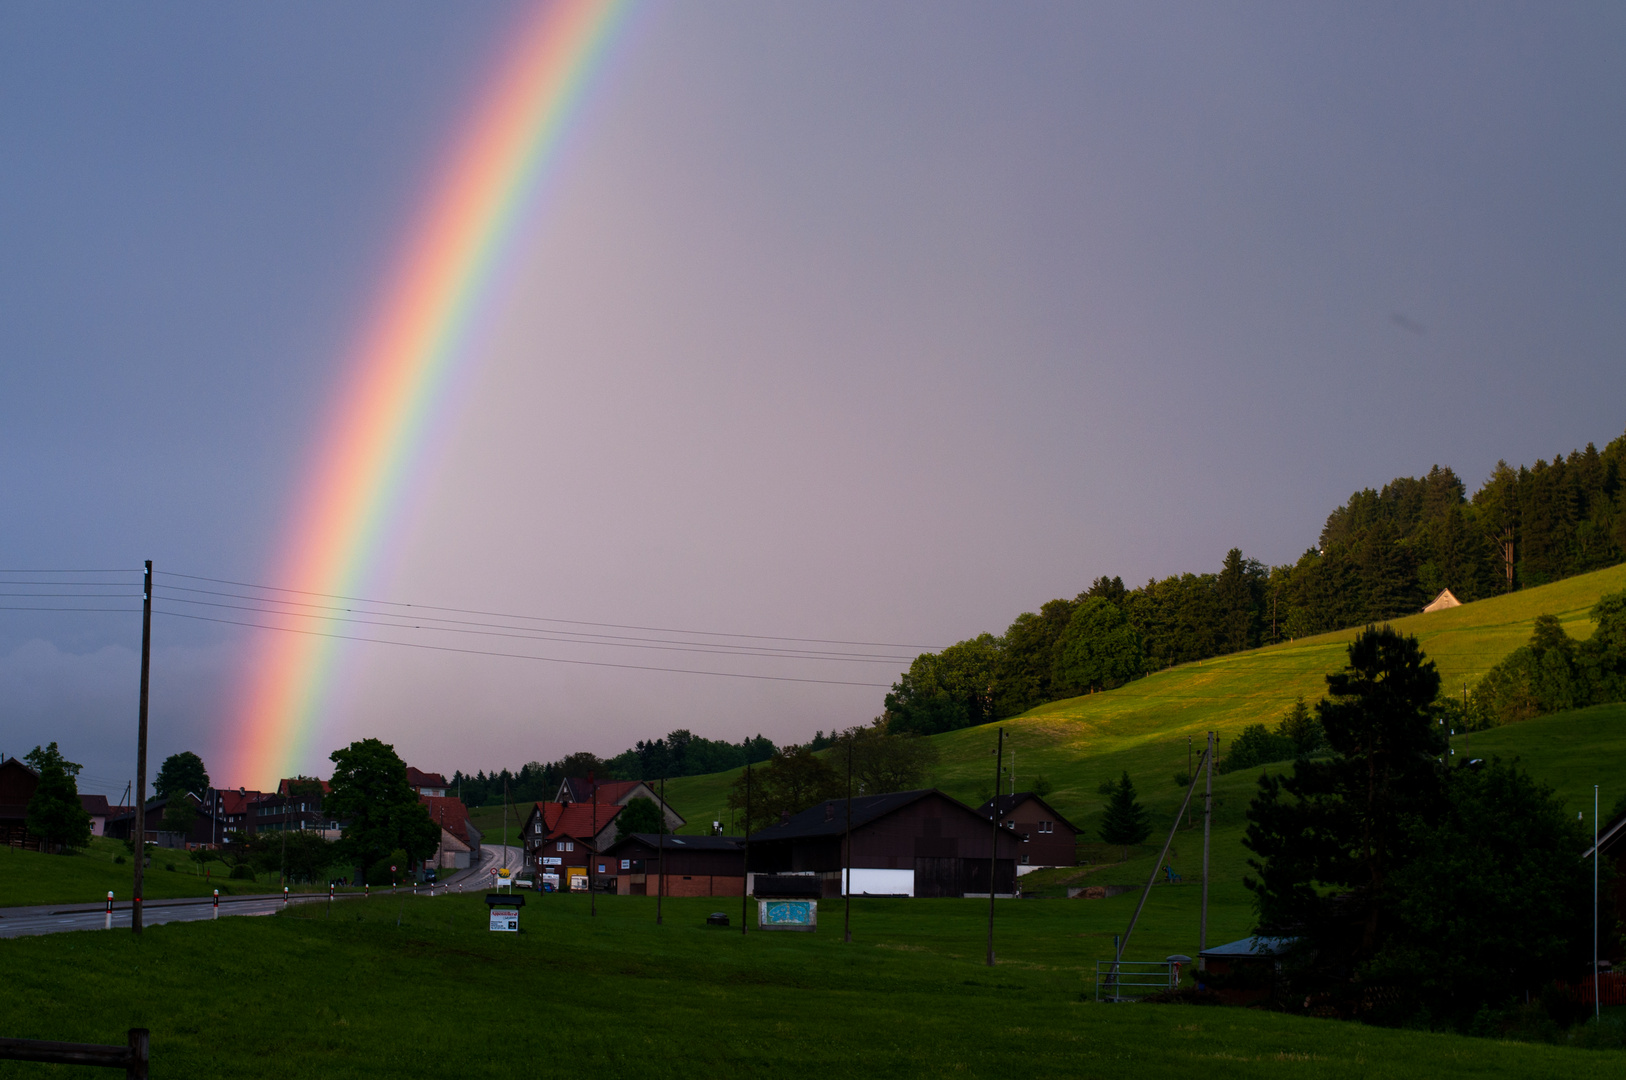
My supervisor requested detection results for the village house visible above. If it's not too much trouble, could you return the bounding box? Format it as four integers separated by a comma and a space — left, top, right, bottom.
554, 778, 685, 832
521, 799, 626, 890
0, 756, 40, 849
106, 793, 225, 849
747, 789, 1022, 898
406, 767, 448, 797
601, 833, 745, 896
976, 792, 1080, 869
420, 793, 482, 870
209, 788, 264, 835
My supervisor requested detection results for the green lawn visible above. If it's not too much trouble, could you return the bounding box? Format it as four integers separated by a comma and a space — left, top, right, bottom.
1, 891, 1620, 1077
0, 837, 342, 909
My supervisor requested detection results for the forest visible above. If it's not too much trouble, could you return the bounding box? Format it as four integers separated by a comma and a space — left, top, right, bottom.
884, 431, 1626, 735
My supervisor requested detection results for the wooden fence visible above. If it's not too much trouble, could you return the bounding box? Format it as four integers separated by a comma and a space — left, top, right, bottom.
0, 1029, 148, 1078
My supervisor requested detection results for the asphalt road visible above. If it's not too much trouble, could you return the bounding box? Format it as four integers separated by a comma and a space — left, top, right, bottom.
0, 842, 524, 939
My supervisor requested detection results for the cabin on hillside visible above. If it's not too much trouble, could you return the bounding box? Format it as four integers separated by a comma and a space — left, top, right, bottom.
747, 789, 1022, 898
976, 792, 1080, 869
1422, 588, 1462, 613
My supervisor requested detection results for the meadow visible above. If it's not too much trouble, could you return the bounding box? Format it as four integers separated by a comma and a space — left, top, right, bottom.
2, 890, 1622, 1079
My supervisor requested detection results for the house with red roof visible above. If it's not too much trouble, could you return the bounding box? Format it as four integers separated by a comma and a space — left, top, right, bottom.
406, 767, 448, 797
553, 778, 685, 832
420, 794, 482, 870
521, 799, 629, 891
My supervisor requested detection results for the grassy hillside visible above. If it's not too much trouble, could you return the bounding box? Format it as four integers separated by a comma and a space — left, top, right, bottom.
2, 891, 1620, 1076
0, 837, 289, 908
664, 564, 1626, 885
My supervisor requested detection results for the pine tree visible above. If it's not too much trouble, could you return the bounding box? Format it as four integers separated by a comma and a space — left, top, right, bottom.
1098, 771, 1150, 858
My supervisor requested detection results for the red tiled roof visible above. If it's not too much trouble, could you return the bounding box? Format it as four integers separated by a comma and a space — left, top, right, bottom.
535, 800, 622, 842
406, 767, 448, 789
277, 778, 331, 796
215, 790, 263, 815
419, 795, 474, 846
561, 778, 641, 804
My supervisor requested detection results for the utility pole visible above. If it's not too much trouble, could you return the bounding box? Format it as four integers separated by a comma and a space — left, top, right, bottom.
656, 774, 666, 925
740, 764, 750, 936
1595, 785, 1600, 1021
1198, 731, 1213, 970
502, 778, 509, 874
985, 727, 1003, 967
590, 772, 597, 918
844, 735, 853, 943
131, 560, 152, 934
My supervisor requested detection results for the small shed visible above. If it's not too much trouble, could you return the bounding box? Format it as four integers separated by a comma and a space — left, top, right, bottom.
1422, 588, 1462, 613
1197, 936, 1294, 1004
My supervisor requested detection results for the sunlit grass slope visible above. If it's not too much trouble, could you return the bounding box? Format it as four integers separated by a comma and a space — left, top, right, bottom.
666, 563, 1626, 853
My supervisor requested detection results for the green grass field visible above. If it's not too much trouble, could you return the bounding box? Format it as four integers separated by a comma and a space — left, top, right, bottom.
663, 563, 1626, 848
1, 891, 1620, 1078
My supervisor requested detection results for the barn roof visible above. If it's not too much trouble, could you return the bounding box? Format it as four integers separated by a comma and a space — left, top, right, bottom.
603, 833, 743, 854
975, 792, 1080, 834
749, 789, 956, 842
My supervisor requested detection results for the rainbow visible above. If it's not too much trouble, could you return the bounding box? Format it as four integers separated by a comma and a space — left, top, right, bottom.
228, 0, 634, 785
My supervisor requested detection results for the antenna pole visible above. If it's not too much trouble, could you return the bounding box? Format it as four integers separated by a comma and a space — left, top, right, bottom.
1199, 730, 1213, 970
131, 561, 152, 934
740, 764, 750, 935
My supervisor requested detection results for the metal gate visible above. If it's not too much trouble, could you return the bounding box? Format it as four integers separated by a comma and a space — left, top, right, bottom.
1094, 960, 1175, 1002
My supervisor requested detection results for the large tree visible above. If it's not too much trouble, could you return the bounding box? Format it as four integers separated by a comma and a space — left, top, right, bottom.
325, 739, 440, 876
1052, 597, 1144, 696
24, 743, 91, 852
726, 745, 842, 834
841, 721, 939, 795
154, 751, 209, 799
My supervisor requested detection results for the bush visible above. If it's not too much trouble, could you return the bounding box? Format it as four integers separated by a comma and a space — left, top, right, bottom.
229, 864, 255, 881
113, 854, 125, 865
366, 849, 411, 886
164, 862, 176, 872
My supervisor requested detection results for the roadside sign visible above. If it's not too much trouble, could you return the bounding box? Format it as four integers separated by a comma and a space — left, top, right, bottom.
390, 865, 396, 873
489, 909, 519, 932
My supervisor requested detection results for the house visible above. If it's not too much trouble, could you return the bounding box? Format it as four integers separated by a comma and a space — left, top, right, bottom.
78, 794, 132, 838
252, 789, 340, 839
554, 778, 685, 832
976, 792, 1080, 870
208, 788, 264, 836
0, 757, 40, 849
1422, 588, 1462, 613
420, 794, 482, 870
521, 800, 625, 889
106, 793, 226, 849
601, 833, 745, 896
746, 789, 1022, 898
406, 767, 448, 798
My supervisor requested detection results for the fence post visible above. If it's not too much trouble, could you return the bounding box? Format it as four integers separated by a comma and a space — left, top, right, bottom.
127, 1028, 148, 1080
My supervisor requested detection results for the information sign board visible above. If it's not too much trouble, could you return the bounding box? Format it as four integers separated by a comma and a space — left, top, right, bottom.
758, 899, 817, 932
489, 909, 519, 932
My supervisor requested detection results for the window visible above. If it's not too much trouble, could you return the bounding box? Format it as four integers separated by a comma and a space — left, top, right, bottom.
1039, 821, 1054, 834
559, 840, 573, 852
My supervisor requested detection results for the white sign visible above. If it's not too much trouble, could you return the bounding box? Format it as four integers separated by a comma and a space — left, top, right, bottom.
542, 857, 562, 866
489, 910, 519, 933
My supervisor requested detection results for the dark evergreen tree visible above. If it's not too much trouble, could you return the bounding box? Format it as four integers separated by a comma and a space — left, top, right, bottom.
1243, 626, 1443, 989
1098, 771, 1150, 856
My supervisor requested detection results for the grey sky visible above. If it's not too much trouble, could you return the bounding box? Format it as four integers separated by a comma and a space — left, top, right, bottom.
3, 2, 1623, 792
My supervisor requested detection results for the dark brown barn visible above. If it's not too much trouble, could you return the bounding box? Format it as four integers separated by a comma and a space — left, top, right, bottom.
976, 792, 1080, 868
601, 833, 745, 896
0, 757, 40, 849
747, 789, 1021, 898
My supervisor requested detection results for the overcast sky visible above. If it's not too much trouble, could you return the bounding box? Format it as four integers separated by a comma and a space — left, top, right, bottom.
3, 2, 1624, 795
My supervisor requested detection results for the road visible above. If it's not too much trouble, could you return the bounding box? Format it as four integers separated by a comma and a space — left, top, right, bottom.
0, 842, 526, 940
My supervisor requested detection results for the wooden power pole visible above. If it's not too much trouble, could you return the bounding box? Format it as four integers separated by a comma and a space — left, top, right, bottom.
985, 727, 1003, 967
132, 561, 152, 934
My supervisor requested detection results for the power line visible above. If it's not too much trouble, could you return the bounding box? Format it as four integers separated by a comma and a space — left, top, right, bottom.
0, 605, 140, 613
155, 608, 893, 687
158, 569, 945, 651
150, 587, 914, 662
